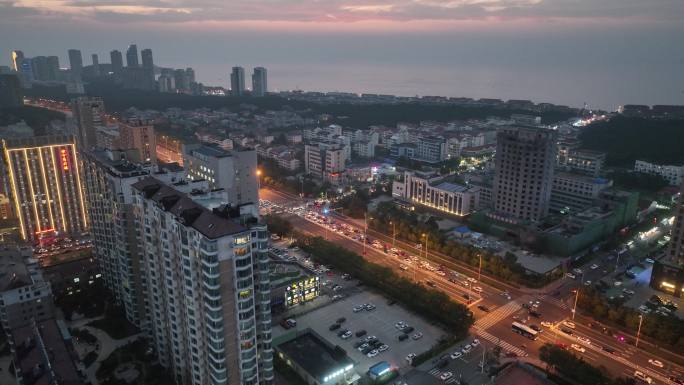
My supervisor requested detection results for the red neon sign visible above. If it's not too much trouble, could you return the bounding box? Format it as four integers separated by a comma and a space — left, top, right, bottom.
60, 149, 69, 171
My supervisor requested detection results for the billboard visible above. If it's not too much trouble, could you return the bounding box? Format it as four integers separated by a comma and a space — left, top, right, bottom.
285, 276, 320, 307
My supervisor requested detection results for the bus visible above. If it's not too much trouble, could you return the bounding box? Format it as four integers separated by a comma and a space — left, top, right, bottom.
512, 322, 538, 340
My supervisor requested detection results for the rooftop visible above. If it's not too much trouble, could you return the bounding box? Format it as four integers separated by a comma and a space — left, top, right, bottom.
435, 182, 468, 193
191, 144, 231, 158
132, 177, 247, 239
10, 319, 85, 385
494, 362, 556, 385
278, 331, 354, 381
0, 247, 33, 292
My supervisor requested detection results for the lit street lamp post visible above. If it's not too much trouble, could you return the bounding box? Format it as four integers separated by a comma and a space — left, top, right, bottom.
635, 314, 644, 348
477, 253, 483, 281
390, 221, 397, 248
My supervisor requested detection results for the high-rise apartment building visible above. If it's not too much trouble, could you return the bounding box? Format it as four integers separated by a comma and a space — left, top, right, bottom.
252, 67, 267, 97
492, 126, 557, 223
82, 149, 156, 327
47, 55, 60, 80
110, 49, 124, 73
650, 182, 684, 297
91, 53, 100, 76
115, 119, 157, 164
304, 142, 347, 180
11, 50, 24, 72
230, 66, 245, 96
68, 49, 83, 77
1, 135, 88, 241
131, 177, 274, 385
126, 44, 139, 67
183, 144, 258, 205
72, 96, 106, 149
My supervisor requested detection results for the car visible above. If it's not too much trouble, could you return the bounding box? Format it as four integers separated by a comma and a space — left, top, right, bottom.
634, 370, 653, 384
336, 317, 346, 324
406, 353, 416, 364
561, 328, 574, 335
645, 258, 655, 264
648, 359, 664, 368
401, 326, 415, 334
395, 321, 407, 330
590, 264, 599, 270
614, 281, 623, 286
566, 273, 577, 279
450, 351, 463, 359
473, 286, 483, 293
365, 303, 376, 311
584, 280, 592, 286
576, 336, 591, 345
412, 332, 423, 340
337, 329, 348, 337
329, 324, 341, 331
357, 343, 370, 351
477, 305, 490, 312
341, 331, 352, 339
439, 372, 454, 381
529, 324, 542, 332
541, 321, 553, 328
367, 349, 379, 358
353, 305, 364, 312
573, 268, 583, 275
399, 264, 409, 271
398, 334, 409, 341
462, 344, 472, 354
471, 339, 480, 347
623, 289, 635, 296
353, 341, 365, 349
467, 277, 477, 283
378, 344, 389, 352
529, 310, 542, 318
425, 280, 436, 287
570, 344, 585, 353
355, 330, 367, 337
364, 335, 377, 342
562, 321, 576, 329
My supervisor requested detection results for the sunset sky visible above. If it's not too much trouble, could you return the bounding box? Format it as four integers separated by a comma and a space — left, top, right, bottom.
2, 0, 683, 108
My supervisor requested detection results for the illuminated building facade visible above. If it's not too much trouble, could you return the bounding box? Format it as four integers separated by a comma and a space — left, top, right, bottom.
401, 171, 480, 216
1, 135, 88, 242
285, 277, 320, 307
650, 182, 684, 297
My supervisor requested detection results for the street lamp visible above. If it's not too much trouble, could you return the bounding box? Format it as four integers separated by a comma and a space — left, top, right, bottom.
389, 221, 396, 248
422, 233, 429, 260
571, 287, 580, 321
256, 169, 262, 199
477, 253, 483, 281
635, 314, 644, 348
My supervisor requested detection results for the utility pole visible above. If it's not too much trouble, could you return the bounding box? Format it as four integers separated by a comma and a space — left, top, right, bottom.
481, 345, 486, 374
363, 212, 368, 255
572, 287, 580, 320
635, 314, 644, 348
390, 221, 396, 248
478, 253, 483, 281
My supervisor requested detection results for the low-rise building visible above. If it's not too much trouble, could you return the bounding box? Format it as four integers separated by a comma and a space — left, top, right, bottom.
550, 172, 613, 214
398, 171, 480, 216
305, 142, 346, 181
634, 160, 684, 186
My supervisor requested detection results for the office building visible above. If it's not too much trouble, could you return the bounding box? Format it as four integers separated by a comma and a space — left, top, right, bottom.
91, 53, 99, 76
126, 44, 139, 67
18, 57, 34, 83
183, 144, 258, 205
252, 67, 268, 97
650, 182, 684, 297
558, 148, 605, 177
8, 318, 87, 385
0, 74, 23, 107
186, 67, 196, 83
72, 96, 106, 149
81, 149, 155, 327
174, 68, 190, 92
141, 48, 154, 82
1, 135, 88, 242
231, 66, 245, 96
0, 245, 54, 330
550, 172, 613, 214
400, 171, 480, 216
31, 56, 50, 81
492, 126, 557, 223
68, 49, 83, 77
132, 177, 274, 385
634, 160, 684, 186
11, 50, 24, 71
158, 73, 175, 93
110, 49, 124, 73
304, 142, 346, 180
47, 55, 60, 80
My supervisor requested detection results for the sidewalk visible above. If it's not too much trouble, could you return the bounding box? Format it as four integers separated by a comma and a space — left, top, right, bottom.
71, 324, 141, 384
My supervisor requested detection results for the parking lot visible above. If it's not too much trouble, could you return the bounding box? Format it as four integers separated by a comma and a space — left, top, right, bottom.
276, 288, 447, 374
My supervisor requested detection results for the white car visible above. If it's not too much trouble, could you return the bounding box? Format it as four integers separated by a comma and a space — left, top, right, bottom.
462, 344, 472, 354
584, 280, 592, 286
467, 277, 477, 283
571, 344, 585, 353
644, 258, 655, 264
353, 305, 364, 312
450, 351, 463, 360
634, 370, 653, 384
378, 344, 389, 352
406, 353, 416, 364
576, 336, 591, 345
395, 321, 407, 330
565, 273, 577, 279
541, 321, 553, 328
648, 359, 664, 368
471, 339, 481, 347
341, 331, 352, 339
367, 349, 379, 358
562, 321, 576, 329
590, 264, 599, 270
473, 286, 483, 293
440, 372, 454, 381
412, 332, 423, 340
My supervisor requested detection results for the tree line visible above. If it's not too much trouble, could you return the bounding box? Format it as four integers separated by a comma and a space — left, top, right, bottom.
539, 344, 636, 385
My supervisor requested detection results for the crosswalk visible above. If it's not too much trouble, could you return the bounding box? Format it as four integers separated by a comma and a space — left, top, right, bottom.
475, 329, 529, 357
474, 296, 530, 330
427, 368, 459, 383
541, 295, 569, 310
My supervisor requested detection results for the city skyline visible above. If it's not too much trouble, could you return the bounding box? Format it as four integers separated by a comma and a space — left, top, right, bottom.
1, 1, 683, 108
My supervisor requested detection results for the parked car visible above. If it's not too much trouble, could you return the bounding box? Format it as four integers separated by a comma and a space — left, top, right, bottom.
440, 372, 454, 381
450, 351, 463, 360
412, 332, 423, 340
329, 324, 341, 331
398, 334, 409, 341
406, 353, 416, 364
571, 344, 585, 353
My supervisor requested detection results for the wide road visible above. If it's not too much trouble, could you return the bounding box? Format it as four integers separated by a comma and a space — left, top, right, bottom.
260, 187, 684, 384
